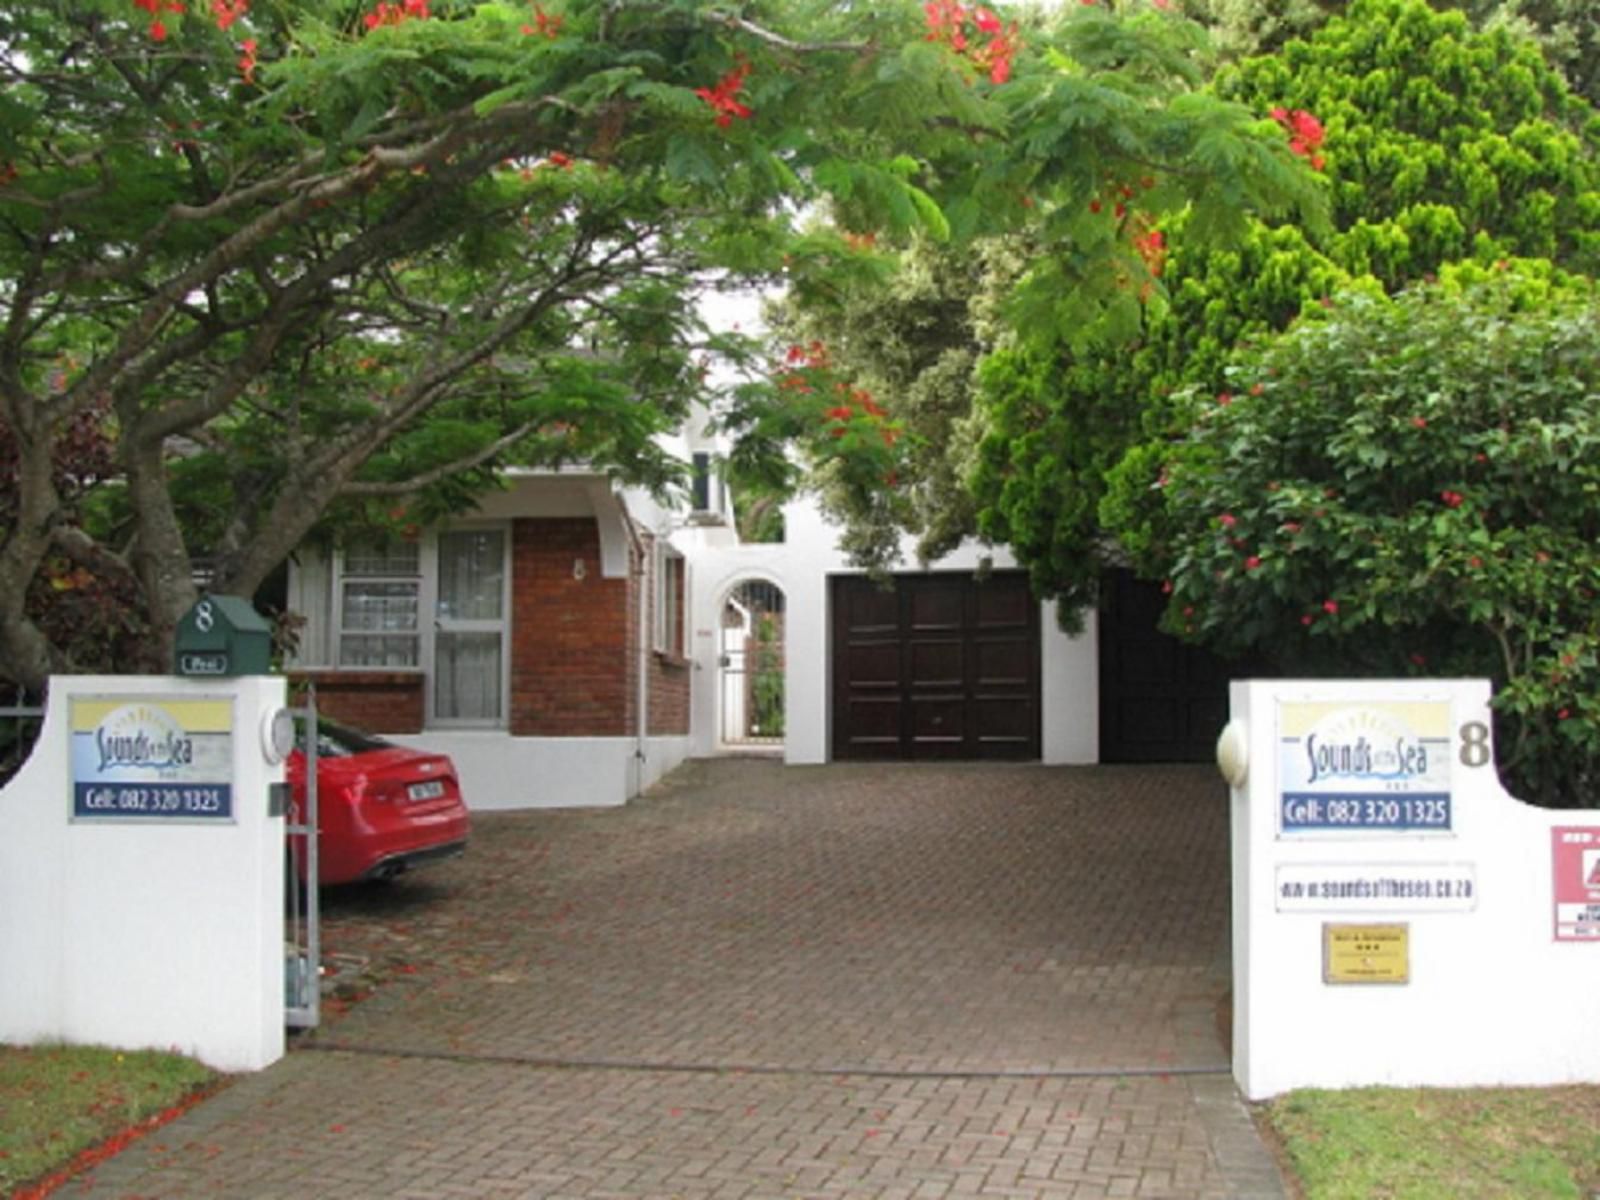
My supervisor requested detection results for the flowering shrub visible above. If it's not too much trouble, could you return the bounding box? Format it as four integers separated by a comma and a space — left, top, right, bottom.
973, 0, 1600, 642
1114, 268, 1600, 806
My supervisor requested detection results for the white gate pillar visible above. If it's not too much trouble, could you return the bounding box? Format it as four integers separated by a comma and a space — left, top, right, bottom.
1226, 678, 1600, 1100
0, 675, 287, 1072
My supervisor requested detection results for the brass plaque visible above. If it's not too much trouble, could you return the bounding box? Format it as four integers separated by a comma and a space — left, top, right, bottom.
1323, 923, 1410, 985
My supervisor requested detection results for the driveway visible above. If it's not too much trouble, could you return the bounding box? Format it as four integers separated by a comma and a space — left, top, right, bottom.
65, 759, 1284, 1199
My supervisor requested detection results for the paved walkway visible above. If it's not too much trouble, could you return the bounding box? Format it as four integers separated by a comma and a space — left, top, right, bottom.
66, 760, 1285, 1199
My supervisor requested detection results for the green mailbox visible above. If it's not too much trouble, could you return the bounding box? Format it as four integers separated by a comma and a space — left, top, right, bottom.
174, 594, 274, 677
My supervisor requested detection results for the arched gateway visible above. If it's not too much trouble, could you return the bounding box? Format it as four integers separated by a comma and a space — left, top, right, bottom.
717, 578, 786, 751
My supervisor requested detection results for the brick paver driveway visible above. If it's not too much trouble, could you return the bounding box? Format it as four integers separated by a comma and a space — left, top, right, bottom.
68, 760, 1284, 1199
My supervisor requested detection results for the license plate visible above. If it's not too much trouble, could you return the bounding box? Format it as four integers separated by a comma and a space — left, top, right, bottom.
407, 780, 445, 801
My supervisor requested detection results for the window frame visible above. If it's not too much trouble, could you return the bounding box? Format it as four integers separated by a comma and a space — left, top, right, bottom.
334, 538, 423, 670
653, 542, 686, 659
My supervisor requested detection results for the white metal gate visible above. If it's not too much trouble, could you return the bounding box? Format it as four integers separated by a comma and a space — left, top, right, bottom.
284, 689, 320, 1029
718, 579, 785, 748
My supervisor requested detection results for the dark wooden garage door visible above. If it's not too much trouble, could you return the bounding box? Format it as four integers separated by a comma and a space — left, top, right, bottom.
1097, 570, 1233, 763
831, 572, 1040, 761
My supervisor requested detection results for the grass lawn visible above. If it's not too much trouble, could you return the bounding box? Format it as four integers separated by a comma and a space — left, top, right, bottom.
0, 1044, 215, 1198
1263, 1085, 1600, 1200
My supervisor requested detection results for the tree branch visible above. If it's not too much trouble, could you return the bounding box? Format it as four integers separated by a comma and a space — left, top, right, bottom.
340, 420, 542, 496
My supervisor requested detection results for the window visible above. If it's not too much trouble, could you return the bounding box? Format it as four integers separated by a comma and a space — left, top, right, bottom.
691, 452, 713, 512
654, 545, 685, 657
433, 528, 506, 723
338, 540, 420, 667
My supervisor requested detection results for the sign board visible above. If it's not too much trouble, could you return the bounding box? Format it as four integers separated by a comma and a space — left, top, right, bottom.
1323, 923, 1410, 985
1553, 826, 1600, 942
177, 651, 231, 677
1278, 699, 1453, 835
1276, 863, 1476, 913
69, 696, 235, 821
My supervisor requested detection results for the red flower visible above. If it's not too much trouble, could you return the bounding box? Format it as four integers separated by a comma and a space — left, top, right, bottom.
695, 62, 754, 128
1217, 392, 1232, 406
1244, 556, 1262, 571
1322, 599, 1339, 615
238, 36, 258, 82
364, 0, 428, 29
1134, 227, 1165, 277
1271, 107, 1327, 168
1218, 513, 1237, 528
211, 0, 247, 29
1411, 416, 1427, 429
1160, 580, 1173, 594
526, 4, 563, 37
149, 17, 168, 39
1558, 708, 1571, 721
1440, 490, 1464, 508
1249, 382, 1264, 396
1301, 614, 1314, 626
925, 0, 1020, 84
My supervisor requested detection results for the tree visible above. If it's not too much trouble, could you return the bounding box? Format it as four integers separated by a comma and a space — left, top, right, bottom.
971, 0, 1600, 625
1171, 0, 1340, 61
762, 234, 1026, 571
736, 0, 1328, 581
0, 0, 1319, 688
1121, 268, 1600, 806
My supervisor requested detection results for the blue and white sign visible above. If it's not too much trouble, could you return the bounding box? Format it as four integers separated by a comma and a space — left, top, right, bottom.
1277, 700, 1453, 836
70, 697, 235, 821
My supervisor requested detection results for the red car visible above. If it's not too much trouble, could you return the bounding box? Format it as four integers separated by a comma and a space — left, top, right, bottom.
286, 719, 470, 886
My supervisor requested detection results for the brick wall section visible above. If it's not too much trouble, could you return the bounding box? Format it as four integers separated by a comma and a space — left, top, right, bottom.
289, 671, 424, 734
649, 654, 691, 735
510, 517, 634, 737
649, 550, 691, 735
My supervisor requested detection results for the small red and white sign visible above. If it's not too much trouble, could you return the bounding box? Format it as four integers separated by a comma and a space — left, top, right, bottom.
1553, 826, 1600, 942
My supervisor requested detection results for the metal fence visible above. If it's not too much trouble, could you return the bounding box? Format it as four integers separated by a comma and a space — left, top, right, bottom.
0, 686, 44, 789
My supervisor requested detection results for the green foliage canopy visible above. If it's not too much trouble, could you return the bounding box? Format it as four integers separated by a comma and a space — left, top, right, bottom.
0, 0, 1320, 686
972, 0, 1600, 625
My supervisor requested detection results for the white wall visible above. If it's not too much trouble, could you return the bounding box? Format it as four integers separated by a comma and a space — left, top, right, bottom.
0, 676, 287, 1073
387, 732, 692, 809
1228, 678, 1600, 1099
685, 495, 1098, 765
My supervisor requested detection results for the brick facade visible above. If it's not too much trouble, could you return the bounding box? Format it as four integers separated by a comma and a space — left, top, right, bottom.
649, 652, 691, 735
290, 670, 425, 734
510, 517, 636, 737
300, 517, 692, 742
